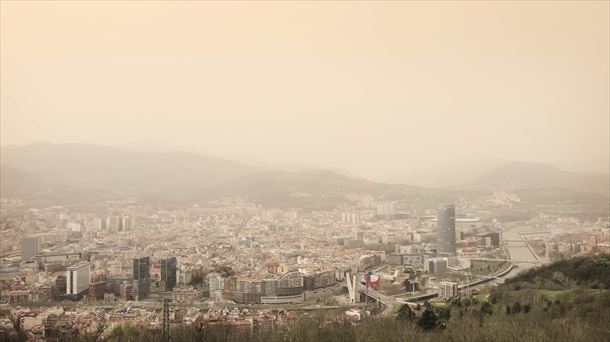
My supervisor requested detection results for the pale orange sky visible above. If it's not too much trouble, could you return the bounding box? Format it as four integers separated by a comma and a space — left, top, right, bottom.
1, 1, 608, 184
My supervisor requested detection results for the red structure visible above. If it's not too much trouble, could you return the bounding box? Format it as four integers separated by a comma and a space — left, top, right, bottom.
364, 272, 381, 293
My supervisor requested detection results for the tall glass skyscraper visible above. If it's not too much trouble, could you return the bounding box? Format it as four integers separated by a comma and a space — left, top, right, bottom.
437, 204, 456, 255
133, 256, 150, 300
160, 257, 177, 292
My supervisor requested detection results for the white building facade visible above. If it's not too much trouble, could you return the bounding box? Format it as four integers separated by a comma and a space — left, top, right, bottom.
66, 262, 90, 295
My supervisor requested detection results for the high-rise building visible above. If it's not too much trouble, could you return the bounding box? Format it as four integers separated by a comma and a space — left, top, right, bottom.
424, 257, 448, 274
376, 201, 397, 217
207, 272, 224, 301
66, 262, 90, 296
261, 209, 282, 222
437, 204, 457, 255
53, 275, 67, 300
119, 281, 134, 301
132, 256, 150, 300
341, 212, 361, 224
20, 236, 40, 260
160, 257, 177, 292
107, 216, 120, 232
133, 256, 150, 279
439, 281, 459, 300
91, 217, 103, 230
120, 216, 135, 231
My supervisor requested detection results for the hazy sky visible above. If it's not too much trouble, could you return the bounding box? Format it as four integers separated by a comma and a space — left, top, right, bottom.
1, 1, 608, 184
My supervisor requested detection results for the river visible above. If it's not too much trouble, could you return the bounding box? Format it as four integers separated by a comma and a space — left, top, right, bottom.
501, 224, 545, 279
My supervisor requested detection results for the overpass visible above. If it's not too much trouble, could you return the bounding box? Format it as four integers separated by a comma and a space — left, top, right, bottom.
345, 264, 517, 307
345, 273, 418, 307
466, 257, 541, 264
520, 231, 552, 236
356, 284, 420, 307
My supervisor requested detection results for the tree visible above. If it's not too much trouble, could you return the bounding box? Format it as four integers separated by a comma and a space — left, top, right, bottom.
438, 306, 451, 321
480, 301, 493, 317
397, 304, 416, 321
417, 303, 439, 331
478, 301, 494, 326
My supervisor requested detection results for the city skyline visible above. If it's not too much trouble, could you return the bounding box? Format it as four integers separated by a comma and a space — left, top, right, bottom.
0, 1, 608, 341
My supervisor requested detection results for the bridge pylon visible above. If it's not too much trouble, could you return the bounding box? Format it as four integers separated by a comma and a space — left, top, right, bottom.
346, 273, 359, 303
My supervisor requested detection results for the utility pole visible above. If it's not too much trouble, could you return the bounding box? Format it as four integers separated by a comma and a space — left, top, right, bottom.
363, 290, 368, 314
162, 293, 171, 342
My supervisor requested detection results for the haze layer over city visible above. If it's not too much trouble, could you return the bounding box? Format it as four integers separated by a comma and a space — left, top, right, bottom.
0, 1, 609, 342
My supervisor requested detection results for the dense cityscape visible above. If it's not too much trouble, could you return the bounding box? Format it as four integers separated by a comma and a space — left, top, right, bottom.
1, 189, 609, 340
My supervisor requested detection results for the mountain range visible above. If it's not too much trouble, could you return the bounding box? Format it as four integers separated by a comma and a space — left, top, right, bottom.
465, 161, 609, 195
0, 143, 607, 207
1, 143, 257, 197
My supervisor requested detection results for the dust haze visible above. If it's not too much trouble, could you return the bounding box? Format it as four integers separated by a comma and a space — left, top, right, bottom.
1, 1, 608, 185
1, 3, 610, 341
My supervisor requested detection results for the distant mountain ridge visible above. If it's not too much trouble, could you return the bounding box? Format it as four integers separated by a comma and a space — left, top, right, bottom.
1, 144, 607, 207
0, 143, 419, 206
188, 169, 420, 208
466, 161, 609, 194
0, 164, 46, 196
0, 143, 259, 200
